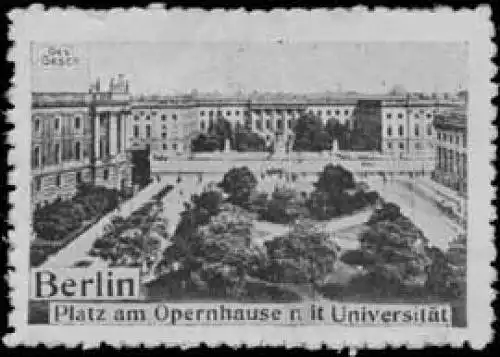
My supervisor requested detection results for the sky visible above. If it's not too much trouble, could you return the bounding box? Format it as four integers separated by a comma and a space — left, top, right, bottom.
31, 42, 468, 95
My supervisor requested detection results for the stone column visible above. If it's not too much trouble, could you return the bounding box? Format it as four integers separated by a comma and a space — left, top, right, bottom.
110, 112, 118, 156
442, 148, 447, 173
462, 153, 467, 179
121, 113, 127, 153
449, 149, 454, 174
116, 113, 121, 153
94, 112, 100, 160
436, 146, 441, 169
441, 146, 446, 172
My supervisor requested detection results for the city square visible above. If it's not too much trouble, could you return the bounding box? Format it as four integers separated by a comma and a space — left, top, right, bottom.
28, 42, 468, 327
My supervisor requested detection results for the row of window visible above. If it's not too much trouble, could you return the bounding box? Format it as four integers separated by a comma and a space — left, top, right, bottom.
199, 108, 353, 118
133, 124, 175, 138
33, 171, 82, 191
308, 109, 351, 117
33, 168, 113, 192
436, 132, 467, 148
161, 143, 178, 151
32, 139, 117, 168
200, 110, 245, 117
133, 124, 152, 138
200, 109, 305, 117
134, 114, 178, 121
436, 147, 467, 176
385, 110, 434, 120
32, 141, 88, 168
386, 124, 433, 138
199, 117, 293, 132
386, 142, 433, 150
33, 116, 83, 133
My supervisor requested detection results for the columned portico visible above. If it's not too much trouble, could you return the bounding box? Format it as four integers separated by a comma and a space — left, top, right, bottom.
110, 112, 118, 156
94, 113, 100, 159
120, 112, 127, 153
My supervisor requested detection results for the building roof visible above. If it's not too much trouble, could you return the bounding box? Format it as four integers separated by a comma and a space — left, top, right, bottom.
32, 92, 91, 108
32, 91, 467, 110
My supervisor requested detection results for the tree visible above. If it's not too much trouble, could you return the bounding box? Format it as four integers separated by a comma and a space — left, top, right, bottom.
424, 246, 455, 296
349, 127, 380, 151
325, 117, 348, 142
157, 203, 267, 298
342, 203, 432, 294
174, 189, 224, 237
325, 117, 352, 150
247, 191, 269, 216
292, 113, 330, 152
234, 131, 266, 152
33, 184, 121, 243
258, 187, 309, 224
191, 116, 234, 152
313, 164, 356, 192
218, 166, 258, 206
367, 202, 401, 225
209, 117, 233, 142
191, 134, 221, 152
306, 164, 378, 220
88, 203, 166, 268
263, 223, 340, 284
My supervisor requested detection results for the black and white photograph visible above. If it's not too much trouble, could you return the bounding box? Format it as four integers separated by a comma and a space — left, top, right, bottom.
7, 7, 494, 349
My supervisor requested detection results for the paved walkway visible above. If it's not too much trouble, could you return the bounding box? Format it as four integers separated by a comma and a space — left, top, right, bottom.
144, 179, 208, 281
252, 209, 372, 248
42, 179, 172, 268
366, 177, 462, 250
412, 177, 467, 220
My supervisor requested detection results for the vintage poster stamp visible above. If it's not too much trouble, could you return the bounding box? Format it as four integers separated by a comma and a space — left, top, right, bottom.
5, 6, 495, 349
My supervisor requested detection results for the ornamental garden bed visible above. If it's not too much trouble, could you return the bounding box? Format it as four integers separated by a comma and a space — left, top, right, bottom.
87, 185, 173, 268
30, 185, 124, 267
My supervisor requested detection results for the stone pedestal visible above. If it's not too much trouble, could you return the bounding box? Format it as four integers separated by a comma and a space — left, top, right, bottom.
273, 134, 287, 158
331, 139, 339, 153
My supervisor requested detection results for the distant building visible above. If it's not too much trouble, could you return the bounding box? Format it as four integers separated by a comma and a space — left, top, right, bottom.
129, 98, 199, 155
129, 96, 360, 151
31, 86, 469, 209
352, 95, 464, 158
192, 97, 358, 148
433, 110, 468, 196
31, 75, 133, 209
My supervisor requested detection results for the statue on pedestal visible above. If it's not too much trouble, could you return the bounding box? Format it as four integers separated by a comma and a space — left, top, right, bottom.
274, 133, 287, 158
331, 138, 339, 153
224, 138, 231, 153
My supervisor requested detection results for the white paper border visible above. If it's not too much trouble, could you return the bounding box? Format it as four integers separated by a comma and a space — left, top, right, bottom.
5, 5, 496, 349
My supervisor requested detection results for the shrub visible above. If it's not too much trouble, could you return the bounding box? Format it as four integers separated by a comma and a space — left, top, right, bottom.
263, 223, 339, 285
218, 166, 258, 206
33, 185, 121, 242
158, 203, 266, 299
257, 188, 309, 224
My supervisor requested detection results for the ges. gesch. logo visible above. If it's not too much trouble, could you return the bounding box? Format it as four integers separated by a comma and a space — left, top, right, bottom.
39, 45, 80, 68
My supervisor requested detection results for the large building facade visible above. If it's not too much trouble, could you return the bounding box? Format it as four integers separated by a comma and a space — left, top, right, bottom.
128, 99, 199, 155
180, 97, 358, 148
433, 111, 468, 196
31, 75, 133, 209
352, 96, 464, 158
31, 85, 467, 208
